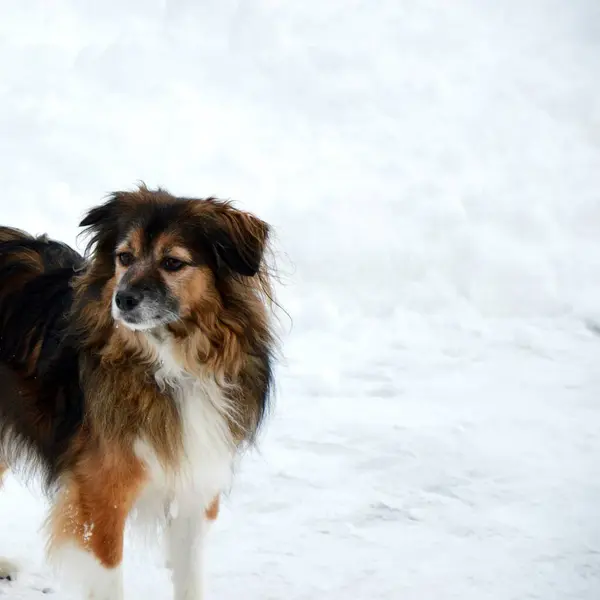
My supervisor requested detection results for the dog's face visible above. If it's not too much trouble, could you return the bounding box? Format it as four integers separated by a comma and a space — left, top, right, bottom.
111, 227, 201, 330
80, 188, 269, 331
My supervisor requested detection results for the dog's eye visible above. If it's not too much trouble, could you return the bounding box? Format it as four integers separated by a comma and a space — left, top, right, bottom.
161, 257, 186, 272
117, 252, 135, 267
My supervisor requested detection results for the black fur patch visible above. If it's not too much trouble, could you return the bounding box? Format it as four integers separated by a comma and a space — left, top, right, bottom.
0, 231, 84, 489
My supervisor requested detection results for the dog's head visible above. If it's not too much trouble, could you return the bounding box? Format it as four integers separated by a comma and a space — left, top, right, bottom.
79, 186, 269, 331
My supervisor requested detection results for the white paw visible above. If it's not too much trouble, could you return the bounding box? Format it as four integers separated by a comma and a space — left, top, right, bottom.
0, 557, 17, 581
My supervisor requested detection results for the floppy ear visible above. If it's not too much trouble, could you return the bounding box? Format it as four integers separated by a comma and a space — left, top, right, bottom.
79, 194, 124, 258
208, 209, 269, 277
79, 195, 123, 228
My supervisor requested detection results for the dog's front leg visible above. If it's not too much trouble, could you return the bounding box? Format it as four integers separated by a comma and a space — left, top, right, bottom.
166, 496, 219, 600
46, 453, 145, 600
166, 508, 206, 600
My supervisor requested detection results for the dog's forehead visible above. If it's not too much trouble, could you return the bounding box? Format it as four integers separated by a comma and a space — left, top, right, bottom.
118, 203, 186, 252
122, 225, 183, 256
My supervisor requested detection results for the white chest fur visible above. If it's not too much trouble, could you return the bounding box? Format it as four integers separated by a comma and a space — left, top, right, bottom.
133, 334, 236, 517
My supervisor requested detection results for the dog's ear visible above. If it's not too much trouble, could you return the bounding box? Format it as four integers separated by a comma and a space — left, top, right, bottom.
207, 207, 269, 277
79, 194, 126, 258
79, 193, 125, 228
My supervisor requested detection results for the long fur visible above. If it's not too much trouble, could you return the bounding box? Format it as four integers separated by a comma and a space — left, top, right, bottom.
0, 186, 276, 596
0, 228, 85, 486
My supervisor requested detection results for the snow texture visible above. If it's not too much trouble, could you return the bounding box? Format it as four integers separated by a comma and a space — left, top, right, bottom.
0, 0, 600, 598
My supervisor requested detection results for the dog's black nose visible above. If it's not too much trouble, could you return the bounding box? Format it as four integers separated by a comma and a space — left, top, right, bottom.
115, 290, 143, 311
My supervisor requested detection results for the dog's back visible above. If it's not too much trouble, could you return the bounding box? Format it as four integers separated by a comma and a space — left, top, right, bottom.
0, 227, 85, 485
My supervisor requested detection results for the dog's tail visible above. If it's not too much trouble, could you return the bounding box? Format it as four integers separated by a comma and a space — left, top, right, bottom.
0, 226, 32, 244
0, 226, 83, 270
0, 229, 85, 488
0, 227, 84, 373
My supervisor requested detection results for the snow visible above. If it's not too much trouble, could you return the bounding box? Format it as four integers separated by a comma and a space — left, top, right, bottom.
0, 0, 600, 598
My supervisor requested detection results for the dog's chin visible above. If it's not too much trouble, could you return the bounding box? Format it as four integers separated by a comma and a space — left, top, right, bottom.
118, 317, 167, 332
112, 306, 176, 332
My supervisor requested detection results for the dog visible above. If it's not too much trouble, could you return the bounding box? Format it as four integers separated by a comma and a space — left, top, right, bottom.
0, 185, 275, 599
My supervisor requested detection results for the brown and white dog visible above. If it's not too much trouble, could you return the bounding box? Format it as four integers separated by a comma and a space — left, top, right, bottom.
0, 185, 275, 599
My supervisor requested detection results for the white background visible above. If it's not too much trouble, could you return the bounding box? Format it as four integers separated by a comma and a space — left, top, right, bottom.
0, 1, 599, 598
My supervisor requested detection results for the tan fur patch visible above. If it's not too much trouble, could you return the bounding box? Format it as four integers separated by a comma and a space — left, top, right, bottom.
48, 446, 146, 569
175, 266, 215, 322
151, 232, 188, 261
163, 246, 193, 263
128, 228, 145, 256
205, 495, 220, 521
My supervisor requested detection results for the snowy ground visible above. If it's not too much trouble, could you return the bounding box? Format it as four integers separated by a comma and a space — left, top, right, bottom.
1, 0, 600, 598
